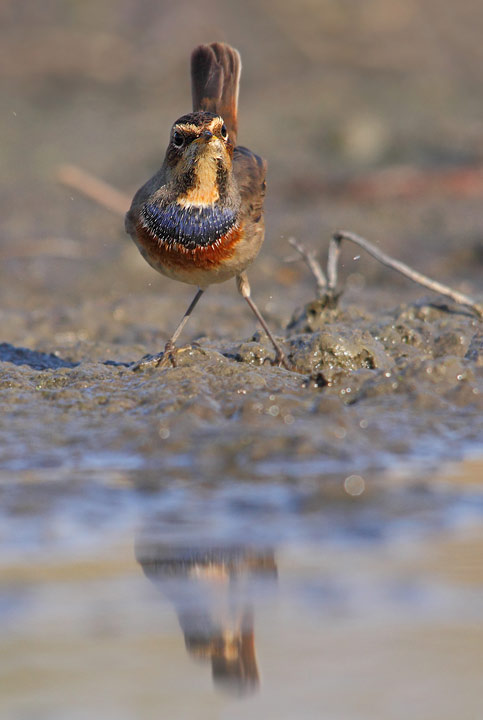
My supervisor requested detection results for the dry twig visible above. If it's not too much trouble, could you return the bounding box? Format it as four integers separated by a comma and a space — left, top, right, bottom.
57, 164, 129, 216
288, 232, 482, 319
330, 231, 482, 318
287, 237, 327, 296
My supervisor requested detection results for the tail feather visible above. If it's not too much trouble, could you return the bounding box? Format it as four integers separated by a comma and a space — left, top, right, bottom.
191, 42, 241, 145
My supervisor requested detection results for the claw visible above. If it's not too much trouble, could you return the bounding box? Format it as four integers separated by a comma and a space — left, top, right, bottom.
132, 343, 177, 371
272, 351, 292, 371
156, 348, 177, 368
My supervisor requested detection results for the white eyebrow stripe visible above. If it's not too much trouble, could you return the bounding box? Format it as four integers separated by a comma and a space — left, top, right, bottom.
175, 123, 199, 133
174, 118, 223, 135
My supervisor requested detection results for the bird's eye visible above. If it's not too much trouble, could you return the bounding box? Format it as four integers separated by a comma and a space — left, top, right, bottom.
172, 131, 184, 148
221, 123, 228, 139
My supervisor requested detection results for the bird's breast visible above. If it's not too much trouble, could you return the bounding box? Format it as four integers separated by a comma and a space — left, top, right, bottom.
135, 206, 244, 274
141, 201, 237, 250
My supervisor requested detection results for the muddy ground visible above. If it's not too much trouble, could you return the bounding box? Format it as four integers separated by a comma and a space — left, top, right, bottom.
0, 296, 481, 485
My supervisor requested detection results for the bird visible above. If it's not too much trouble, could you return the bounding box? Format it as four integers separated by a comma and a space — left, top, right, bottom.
125, 42, 289, 370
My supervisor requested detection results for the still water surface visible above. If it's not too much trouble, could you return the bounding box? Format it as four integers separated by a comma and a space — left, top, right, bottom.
1, 457, 483, 719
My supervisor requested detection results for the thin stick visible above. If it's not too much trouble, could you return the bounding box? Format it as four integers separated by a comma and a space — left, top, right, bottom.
57, 164, 130, 216
287, 237, 327, 296
330, 230, 482, 318
326, 236, 341, 293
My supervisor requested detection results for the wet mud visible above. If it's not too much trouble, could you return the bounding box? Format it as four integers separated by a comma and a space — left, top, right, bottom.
1, 296, 480, 482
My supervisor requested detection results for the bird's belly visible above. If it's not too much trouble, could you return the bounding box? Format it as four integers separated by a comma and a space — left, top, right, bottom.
133, 220, 263, 288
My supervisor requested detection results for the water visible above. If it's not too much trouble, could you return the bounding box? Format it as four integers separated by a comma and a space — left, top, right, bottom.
1, 455, 483, 719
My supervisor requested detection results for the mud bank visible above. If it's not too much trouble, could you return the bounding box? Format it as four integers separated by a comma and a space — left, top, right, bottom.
0, 296, 481, 484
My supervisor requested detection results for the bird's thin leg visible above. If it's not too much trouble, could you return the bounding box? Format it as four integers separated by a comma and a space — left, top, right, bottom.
133, 288, 205, 370
236, 272, 290, 370
167, 287, 205, 351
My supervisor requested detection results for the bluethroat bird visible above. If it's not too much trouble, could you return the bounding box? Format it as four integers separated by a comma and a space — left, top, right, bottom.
125, 42, 289, 369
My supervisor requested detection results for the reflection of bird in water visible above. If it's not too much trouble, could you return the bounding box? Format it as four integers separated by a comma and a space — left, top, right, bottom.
135, 541, 277, 695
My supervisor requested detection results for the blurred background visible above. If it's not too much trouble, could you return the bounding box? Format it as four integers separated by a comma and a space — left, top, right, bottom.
1, 2, 483, 719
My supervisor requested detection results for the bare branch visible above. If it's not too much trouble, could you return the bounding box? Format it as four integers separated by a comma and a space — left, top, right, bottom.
57, 164, 130, 217
331, 230, 482, 318
287, 237, 327, 296
326, 235, 341, 293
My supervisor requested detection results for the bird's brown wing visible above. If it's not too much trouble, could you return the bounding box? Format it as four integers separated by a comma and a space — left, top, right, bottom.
124, 164, 168, 237
233, 146, 267, 228
191, 43, 241, 146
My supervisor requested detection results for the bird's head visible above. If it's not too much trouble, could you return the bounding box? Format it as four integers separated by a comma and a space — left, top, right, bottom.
164, 111, 235, 207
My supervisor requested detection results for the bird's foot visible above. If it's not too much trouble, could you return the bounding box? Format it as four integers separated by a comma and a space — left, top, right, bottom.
271, 348, 292, 371
131, 343, 177, 371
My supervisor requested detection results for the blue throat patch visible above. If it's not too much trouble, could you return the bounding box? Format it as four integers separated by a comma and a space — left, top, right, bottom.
142, 202, 237, 250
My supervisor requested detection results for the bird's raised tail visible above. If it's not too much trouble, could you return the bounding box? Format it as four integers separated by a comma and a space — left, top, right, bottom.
191, 42, 241, 146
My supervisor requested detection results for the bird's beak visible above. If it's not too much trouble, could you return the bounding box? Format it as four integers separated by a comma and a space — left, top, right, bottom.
192, 129, 223, 159
193, 129, 215, 148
